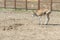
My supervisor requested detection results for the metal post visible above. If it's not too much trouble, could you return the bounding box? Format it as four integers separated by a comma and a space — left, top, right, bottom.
4, 0, 6, 8
38, 0, 40, 10
26, 0, 27, 10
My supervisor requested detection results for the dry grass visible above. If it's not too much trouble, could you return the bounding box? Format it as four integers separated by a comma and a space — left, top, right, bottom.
0, 9, 60, 40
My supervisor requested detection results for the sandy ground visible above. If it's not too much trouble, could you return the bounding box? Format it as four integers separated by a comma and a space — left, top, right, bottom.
0, 10, 60, 40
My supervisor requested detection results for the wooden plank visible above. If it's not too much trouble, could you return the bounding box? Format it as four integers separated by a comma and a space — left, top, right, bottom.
52, 3, 60, 10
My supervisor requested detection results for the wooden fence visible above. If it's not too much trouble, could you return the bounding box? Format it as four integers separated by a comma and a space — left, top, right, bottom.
0, 0, 60, 11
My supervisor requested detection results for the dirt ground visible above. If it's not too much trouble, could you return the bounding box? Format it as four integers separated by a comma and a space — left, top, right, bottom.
0, 9, 60, 40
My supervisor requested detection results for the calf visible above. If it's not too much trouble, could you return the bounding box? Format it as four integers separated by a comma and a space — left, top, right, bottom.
32, 9, 51, 25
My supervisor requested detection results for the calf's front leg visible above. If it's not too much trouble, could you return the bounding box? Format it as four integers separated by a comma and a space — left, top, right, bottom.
39, 16, 42, 25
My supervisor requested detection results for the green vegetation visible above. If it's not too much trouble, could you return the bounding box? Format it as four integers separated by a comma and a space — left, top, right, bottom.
0, 8, 35, 13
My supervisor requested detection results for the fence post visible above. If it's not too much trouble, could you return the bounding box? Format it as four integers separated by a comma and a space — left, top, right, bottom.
26, 0, 27, 10
38, 0, 40, 10
4, 0, 6, 8
51, 0, 52, 11
15, 0, 16, 10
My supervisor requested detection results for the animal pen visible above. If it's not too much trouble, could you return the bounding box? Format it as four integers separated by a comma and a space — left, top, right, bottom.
0, 0, 60, 11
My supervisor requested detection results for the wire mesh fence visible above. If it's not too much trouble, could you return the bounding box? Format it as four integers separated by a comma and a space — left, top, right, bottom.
0, 0, 60, 11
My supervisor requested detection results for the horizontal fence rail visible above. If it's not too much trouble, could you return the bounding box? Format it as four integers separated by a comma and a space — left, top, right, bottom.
0, 0, 60, 11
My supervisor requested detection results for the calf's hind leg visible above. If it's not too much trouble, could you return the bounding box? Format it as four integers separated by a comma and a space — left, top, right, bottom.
44, 14, 50, 25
